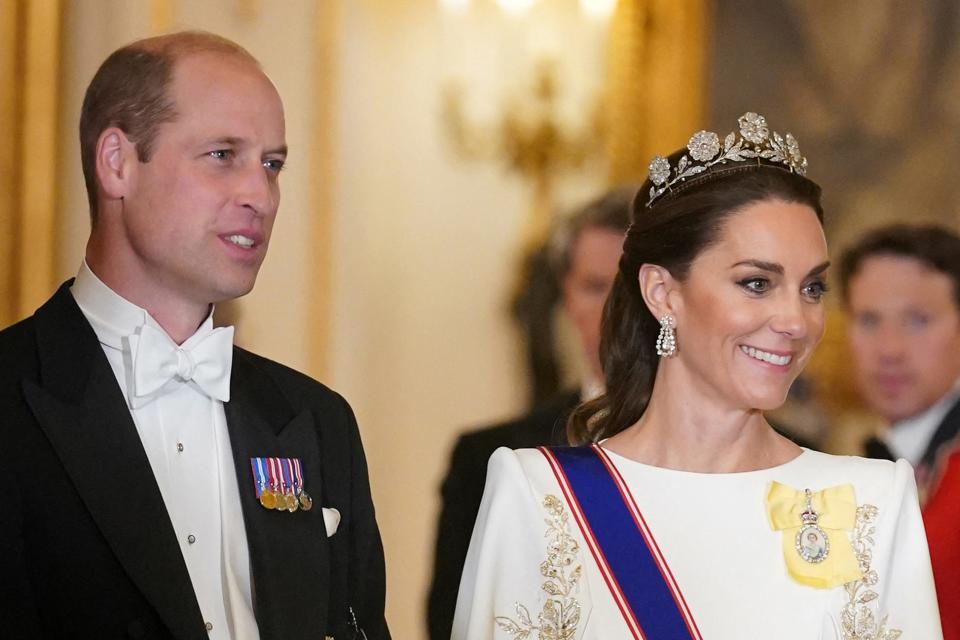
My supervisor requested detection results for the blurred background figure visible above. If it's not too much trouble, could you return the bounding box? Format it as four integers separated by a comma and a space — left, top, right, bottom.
841, 224, 960, 639
426, 187, 632, 640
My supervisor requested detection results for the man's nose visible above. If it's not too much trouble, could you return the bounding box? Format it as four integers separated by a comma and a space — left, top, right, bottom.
237, 164, 277, 217
876, 325, 908, 360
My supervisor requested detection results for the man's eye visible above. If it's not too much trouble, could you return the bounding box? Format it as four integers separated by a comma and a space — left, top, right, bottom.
208, 149, 233, 161
263, 158, 285, 173
738, 277, 769, 293
855, 313, 879, 330
905, 313, 930, 331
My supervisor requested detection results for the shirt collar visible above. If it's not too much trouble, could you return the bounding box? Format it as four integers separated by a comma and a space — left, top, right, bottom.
886, 379, 960, 466
70, 260, 215, 350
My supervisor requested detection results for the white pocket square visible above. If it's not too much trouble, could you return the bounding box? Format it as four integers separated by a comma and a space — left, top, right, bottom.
322, 507, 341, 537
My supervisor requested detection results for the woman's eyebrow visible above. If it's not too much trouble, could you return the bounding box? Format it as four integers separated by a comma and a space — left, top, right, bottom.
806, 261, 830, 278
729, 260, 831, 278
731, 259, 783, 274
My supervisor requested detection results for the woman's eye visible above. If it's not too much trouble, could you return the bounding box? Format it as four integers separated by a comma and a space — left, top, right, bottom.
739, 277, 769, 293
802, 280, 829, 301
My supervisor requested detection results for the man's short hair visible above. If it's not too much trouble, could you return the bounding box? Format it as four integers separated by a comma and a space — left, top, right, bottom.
79, 31, 259, 221
550, 186, 634, 278
839, 223, 960, 308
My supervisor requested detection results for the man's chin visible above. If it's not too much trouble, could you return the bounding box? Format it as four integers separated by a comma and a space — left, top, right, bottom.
876, 401, 923, 424
208, 277, 258, 304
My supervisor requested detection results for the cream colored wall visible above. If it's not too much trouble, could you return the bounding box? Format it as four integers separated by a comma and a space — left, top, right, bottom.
57, 1, 606, 638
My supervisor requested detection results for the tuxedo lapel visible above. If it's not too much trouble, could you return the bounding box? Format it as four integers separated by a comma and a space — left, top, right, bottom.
863, 435, 896, 462
225, 350, 331, 638
23, 283, 206, 640
920, 396, 960, 471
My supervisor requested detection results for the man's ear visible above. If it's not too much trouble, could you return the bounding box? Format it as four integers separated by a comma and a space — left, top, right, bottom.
95, 127, 136, 201
638, 263, 679, 320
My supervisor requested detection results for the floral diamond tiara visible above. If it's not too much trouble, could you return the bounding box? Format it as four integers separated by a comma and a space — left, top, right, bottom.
645, 112, 808, 208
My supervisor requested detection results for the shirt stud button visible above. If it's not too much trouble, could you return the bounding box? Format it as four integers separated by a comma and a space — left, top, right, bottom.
177, 442, 184, 452
205, 621, 213, 632
187, 534, 196, 544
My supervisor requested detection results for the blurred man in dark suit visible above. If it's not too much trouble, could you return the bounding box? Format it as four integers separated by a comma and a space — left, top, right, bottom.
425, 188, 633, 640
842, 224, 960, 639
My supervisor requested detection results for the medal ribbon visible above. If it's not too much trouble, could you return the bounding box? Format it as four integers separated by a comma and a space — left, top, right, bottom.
250, 457, 269, 497
277, 458, 290, 496
293, 458, 304, 494
284, 459, 296, 495
765, 482, 862, 588
250, 457, 307, 502
268, 458, 280, 494
541, 445, 702, 640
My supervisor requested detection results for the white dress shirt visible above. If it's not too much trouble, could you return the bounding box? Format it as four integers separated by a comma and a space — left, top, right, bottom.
71, 262, 259, 639
886, 381, 960, 467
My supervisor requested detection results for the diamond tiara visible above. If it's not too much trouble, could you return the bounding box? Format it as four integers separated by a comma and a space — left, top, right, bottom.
645, 112, 808, 208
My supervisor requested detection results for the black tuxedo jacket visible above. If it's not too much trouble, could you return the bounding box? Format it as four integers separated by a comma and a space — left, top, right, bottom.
863, 396, 960, 472
425, 389, 578, 640
0, 283, 389, 640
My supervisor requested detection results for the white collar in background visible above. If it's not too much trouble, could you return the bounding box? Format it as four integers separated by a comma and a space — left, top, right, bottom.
886, 379, 960, 466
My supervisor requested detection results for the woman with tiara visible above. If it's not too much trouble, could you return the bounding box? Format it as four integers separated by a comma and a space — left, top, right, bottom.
451, 113, 942, 639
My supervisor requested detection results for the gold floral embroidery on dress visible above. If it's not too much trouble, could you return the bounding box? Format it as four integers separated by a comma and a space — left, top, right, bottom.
495, 495, 582, 639
841, 505, 902, 640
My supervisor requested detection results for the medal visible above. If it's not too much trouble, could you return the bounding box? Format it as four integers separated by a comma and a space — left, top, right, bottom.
298, 490, 314, 511
252, 458, 280, 510
274, 485, 288, 511
251, 456, 311, 514
292, 458, 314, 510
270, 459, 288, 511
278, 459, 299, 512
795, 488, 830, 563
283, 459, 300, 512
259, 486, 278, 510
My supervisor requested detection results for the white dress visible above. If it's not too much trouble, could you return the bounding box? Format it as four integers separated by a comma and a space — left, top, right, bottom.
452, 446, 942, 639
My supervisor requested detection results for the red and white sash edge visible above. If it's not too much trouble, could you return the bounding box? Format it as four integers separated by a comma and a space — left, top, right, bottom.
540, 446, 704, 640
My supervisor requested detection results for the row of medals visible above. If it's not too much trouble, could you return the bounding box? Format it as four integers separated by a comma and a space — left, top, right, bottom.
259, 483, 313, 512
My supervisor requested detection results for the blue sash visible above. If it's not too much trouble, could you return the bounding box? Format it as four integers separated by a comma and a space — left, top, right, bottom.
541, 445, 701, 640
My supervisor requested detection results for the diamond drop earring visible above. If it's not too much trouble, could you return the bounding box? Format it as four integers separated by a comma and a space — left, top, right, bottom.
656, 314, 677, 358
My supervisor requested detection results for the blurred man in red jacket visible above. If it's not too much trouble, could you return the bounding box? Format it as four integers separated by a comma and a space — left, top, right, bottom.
842, 224, 960, 638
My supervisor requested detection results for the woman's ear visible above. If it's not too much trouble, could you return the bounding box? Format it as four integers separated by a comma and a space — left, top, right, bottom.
638, 264, 679, 320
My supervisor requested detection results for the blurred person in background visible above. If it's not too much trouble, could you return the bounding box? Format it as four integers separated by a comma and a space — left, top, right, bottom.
842, 223, 960, 638
425, 188, 633, 640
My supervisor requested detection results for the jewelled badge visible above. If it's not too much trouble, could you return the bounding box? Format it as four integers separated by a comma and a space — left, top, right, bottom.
795, 488, 830, 563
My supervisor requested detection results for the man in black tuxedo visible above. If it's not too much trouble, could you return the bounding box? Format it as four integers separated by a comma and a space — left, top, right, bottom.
841, 224, 960, 638
426, 189, 632, 640
0, 32, 388, 639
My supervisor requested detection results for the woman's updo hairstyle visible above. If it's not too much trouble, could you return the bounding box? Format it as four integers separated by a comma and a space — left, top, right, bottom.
567, 113, 824, 444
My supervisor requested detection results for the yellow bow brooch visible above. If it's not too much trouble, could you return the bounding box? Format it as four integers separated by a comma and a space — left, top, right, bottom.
765, 482, 862, 588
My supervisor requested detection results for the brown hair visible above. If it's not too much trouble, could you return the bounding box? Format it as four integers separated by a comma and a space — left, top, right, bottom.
549, 186, 634, 279
79, 31, 259, 221
567, 155, 824, 444
839, 224, 960, 309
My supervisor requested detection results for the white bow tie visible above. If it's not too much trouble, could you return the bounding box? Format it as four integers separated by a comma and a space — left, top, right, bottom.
127, 323, 234, 408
